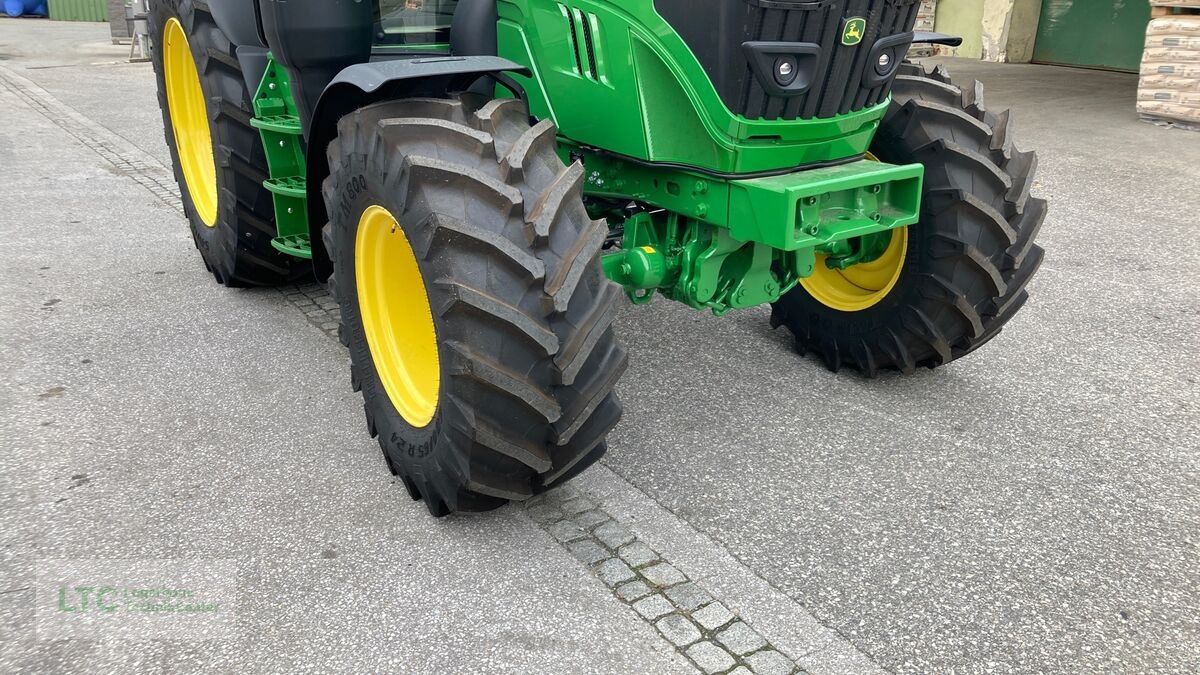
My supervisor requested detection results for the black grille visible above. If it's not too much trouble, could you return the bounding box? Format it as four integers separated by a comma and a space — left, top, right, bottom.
654, 0, 922, 121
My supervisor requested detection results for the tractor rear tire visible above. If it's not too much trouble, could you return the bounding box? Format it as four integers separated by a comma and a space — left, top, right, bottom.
323, 95, 628, 516
149, 0, 303, 286
770, 63, 1046, 375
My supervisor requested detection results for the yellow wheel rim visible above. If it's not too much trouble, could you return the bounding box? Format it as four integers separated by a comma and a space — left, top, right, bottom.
798, 150, 909, 312
355, 205, 440, 427
162, 17, 217, 227
799, 227, 908, 311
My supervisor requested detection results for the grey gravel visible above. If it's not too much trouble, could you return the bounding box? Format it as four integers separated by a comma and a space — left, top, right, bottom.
547, 520, 586, 543
593, 520, 636, 549
573, 510, 610, 530
641, 562, 688, 588
559, 497, 595, 515
715, 621, 768, 656
596, 558, 636, 587
525, 504, 564, 524
655, 614, 702, 647
618, 541, 659, 568
567, 539, 609, 565
664, 582, 713, 612
692, 602, 735, 631
632, 594, 675, 620
685, 641, 737, 674
745, 649, 796, 675
615, 580, 652, 602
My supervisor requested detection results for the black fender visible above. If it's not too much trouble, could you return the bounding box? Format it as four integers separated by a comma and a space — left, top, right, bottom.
305, 56, 532, 280
205, 0, 270, 103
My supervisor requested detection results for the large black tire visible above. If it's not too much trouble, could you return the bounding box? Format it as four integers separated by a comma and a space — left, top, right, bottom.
323, 95, 628, 516
148, 0, 303, 286
771, 63, 1046, 375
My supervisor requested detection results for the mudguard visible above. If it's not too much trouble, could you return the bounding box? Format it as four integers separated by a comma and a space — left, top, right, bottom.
305, 56, 532, 279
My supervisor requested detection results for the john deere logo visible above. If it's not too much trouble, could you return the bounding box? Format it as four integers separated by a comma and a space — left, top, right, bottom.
842, 17, 866, 46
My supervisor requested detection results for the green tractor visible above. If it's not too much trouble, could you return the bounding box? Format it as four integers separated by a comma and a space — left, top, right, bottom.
149, 0, 1044, 515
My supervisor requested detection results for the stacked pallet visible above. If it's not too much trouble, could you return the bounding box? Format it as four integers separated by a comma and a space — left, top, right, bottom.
1138, 2, 1200, 129
908, 0, 938, 59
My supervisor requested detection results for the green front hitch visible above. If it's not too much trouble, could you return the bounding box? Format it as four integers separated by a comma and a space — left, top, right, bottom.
598, 157, 923, 314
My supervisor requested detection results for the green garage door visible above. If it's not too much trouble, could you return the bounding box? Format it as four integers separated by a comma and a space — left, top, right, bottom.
1033, 0, 1150, 72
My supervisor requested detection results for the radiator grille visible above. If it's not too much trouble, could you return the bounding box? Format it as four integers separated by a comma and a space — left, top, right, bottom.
656, 0, 923, 121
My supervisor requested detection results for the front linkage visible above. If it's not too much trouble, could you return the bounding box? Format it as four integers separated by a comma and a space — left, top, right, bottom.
584, 148, 922, 314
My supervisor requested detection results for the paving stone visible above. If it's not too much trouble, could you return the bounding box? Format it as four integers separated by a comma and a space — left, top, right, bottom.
685, 640, 737, 674
615, 580, 651, 602
573, 510, 610, 530
692, 602, 735, 631
728, 668, 753, 675
526, 504, 563, 524
631, 593, 675, 620
559, 497, 596, 515
655, 613, 702, 647
745, 649, 795, 675
617, 541, 659, 568
596, 558, 636, 587
641, 562, 687, 588
715, 621, 768, 656
547, 520, 586, 543
566, 539, 609, 565
664, 582, 713, 612
593, 521, 635, 549
543, 487, 575, 505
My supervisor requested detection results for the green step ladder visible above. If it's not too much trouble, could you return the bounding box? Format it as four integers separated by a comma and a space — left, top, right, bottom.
250, 56, 312, 259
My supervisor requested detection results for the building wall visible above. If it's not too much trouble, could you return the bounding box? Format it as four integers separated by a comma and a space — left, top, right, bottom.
934, 0, 1043, 63
934, 0, 986, 59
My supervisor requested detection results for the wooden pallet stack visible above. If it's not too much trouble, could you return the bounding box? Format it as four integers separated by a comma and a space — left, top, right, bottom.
1138, 1, 1200, 129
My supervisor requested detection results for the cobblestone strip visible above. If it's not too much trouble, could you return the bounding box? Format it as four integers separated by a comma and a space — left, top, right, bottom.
525, 487, 805, 675
280, 282, 342, 340
0, 63, 185, 217
0, 63, 342, 338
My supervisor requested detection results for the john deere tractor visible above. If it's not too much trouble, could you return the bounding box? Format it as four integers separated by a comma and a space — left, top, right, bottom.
150, 0, 1045, 515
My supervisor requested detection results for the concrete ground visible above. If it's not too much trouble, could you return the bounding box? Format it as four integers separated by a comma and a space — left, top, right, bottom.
1, 19, 1197, 674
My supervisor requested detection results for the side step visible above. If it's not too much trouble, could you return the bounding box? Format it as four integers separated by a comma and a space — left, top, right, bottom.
250, 55, 310, 260
271, 233, 312, 259
264, 175, 306, 199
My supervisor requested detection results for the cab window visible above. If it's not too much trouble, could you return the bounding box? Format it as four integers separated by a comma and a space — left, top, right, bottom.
374, 0, 459, 46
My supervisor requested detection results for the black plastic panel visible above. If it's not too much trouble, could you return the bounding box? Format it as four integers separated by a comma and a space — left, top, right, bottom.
654, 0, 922, 120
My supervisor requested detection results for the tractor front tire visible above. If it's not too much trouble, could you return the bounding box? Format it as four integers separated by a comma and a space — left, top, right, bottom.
323, 95, 628, 516
771, 63, 1046, 375
149, 0, 302, 286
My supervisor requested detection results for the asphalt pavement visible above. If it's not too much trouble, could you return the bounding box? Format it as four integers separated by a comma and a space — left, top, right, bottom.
1, 20, 1197, 674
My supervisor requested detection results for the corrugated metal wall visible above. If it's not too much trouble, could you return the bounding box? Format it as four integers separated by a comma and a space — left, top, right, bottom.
1032, 0, 1151, 72
49, 0, 107, 22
